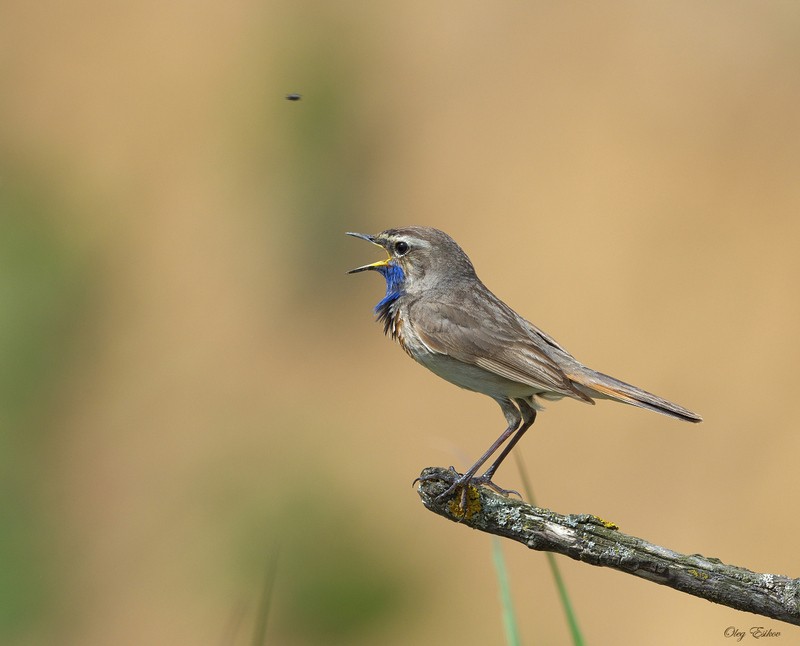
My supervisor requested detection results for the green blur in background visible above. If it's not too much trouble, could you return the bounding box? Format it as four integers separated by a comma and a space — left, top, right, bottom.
0, 169, 88, 638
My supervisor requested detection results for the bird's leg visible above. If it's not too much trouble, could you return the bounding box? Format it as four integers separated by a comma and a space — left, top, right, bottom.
473, 401, 537, 497
434, 420, 520, 507
420, 398, 522, 506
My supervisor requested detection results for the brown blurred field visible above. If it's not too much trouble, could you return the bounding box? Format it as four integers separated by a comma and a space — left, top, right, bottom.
1, 2, 799, 644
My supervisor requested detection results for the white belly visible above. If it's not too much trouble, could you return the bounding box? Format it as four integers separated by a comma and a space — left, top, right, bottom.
396, 307, 561, 404
416, 351, 541, 400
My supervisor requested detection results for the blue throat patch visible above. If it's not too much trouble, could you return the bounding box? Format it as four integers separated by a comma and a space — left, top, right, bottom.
374, 262, 405, 336
375, 262, 405, 312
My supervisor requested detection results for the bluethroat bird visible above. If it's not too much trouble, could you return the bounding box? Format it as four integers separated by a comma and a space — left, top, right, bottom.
347, 227, 701, 505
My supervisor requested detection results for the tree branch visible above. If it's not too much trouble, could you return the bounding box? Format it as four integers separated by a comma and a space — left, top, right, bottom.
416, 466, 800, 626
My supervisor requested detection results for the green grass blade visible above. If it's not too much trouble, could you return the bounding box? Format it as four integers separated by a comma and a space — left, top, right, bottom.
491, 537, 521, 646
514, 453, 585, 646
251, 542, 280, 646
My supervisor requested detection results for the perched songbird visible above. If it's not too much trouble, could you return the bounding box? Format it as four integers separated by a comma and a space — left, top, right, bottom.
347, 227, 701, 503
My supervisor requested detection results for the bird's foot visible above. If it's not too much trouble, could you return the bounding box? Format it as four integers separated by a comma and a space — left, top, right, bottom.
414, 467, 474, 518
469, 473, 522, 499
413, 466, 460, 499
415, 467, 520, 520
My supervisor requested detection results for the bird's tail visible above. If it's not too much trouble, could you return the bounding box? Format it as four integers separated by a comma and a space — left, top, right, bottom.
569, 368, 702, 423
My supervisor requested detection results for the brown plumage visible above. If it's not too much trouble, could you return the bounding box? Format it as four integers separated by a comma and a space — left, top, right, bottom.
348, 226, 701, 505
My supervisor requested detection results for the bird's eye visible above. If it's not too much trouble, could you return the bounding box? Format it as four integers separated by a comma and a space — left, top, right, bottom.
394, 241, 410, 255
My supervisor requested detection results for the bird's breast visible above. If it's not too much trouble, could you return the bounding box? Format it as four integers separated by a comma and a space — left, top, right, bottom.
387, 304, 551, 401
389, 308, 415, 358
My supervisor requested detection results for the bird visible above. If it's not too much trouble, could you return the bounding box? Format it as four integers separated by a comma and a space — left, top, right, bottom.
347, 226, 701, 506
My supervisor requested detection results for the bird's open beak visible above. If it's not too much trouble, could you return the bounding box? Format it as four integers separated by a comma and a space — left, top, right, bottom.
346, 231, 390, 273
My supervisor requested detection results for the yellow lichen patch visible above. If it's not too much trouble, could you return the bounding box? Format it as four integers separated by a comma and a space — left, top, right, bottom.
593, 515, 619, 530
447, 485, 482, 520
687, 568, 710, 580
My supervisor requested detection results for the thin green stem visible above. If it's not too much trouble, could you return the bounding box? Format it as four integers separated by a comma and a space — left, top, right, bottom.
492, 537, 521, 646
514, 453, 585, 646
251, 542, 280, 646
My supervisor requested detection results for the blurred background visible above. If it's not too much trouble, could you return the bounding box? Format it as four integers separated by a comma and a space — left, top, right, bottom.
1, 1, 799, 644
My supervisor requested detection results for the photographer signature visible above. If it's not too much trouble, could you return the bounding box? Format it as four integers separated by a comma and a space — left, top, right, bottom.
724, 626, 782, 641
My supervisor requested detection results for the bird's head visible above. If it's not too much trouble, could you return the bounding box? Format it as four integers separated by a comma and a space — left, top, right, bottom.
347, 226, 476, 299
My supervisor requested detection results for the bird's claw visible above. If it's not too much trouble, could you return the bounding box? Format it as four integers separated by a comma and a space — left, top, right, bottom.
415, 468, 520, 519
414, 468, 469, 512
414, 467, 459, 494
470, 475, 521, 499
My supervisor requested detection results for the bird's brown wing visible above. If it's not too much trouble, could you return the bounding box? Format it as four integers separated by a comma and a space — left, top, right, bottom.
409, 294, 593, 403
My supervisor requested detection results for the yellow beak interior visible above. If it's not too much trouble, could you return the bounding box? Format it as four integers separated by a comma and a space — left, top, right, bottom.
347, 257, 390, 274
346, 232, 391, 273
